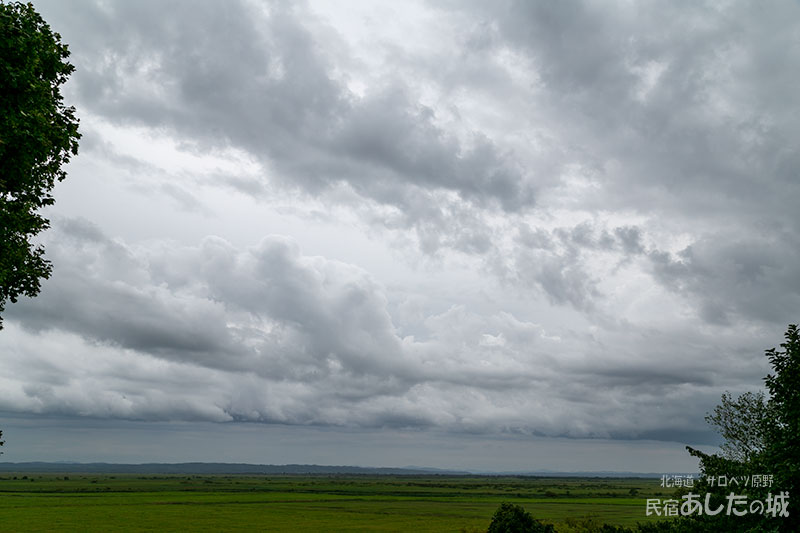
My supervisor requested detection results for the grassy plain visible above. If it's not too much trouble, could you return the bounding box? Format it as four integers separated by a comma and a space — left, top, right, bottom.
0, 473, 674, 532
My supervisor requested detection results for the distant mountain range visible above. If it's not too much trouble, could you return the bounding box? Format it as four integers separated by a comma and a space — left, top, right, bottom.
0, 462, 682, 477
0, 462, 468, 475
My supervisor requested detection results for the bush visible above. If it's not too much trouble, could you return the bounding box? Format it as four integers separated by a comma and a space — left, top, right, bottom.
487, 503, 555, 533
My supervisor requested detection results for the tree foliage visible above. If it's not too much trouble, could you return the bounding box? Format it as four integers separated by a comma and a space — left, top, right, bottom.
685, 324, 799, 532
487, 503, 555, 533
704, 390, 771, 463
763, 324, 800, 532
0, 1, 80, 329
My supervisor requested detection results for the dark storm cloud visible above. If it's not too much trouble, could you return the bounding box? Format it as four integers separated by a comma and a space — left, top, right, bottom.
506, 216, 800, 326
465, 4, 798, 333
403, 0, 798, 324
37, 0, 533, 215
40, 0, 799, 321
648, 230, 800, 325
461, 0, 800, 219
38, 1, 800, 295
9, 218, 411, 383
2, 218, 751, 442
499, 221, 648, 310
333, 88, 532, 210
9, 218, 242, 365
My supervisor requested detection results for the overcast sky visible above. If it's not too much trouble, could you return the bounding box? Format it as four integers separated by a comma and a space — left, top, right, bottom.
1, 0, 798, 473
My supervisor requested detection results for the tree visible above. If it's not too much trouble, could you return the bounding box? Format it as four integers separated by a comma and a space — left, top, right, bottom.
704, 390, 771, 463
0, 1, 80, 329
763, 324, 800, 532
686, 324, 799, 532
487, 503, 555, 533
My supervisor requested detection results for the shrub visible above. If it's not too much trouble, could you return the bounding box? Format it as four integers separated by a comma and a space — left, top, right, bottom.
487, 502, 555, 533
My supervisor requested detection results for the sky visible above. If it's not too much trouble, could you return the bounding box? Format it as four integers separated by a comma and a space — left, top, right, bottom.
1, 0, 799, 473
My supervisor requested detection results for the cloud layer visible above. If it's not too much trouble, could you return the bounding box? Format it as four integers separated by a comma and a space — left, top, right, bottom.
2, 0, 798, 462
0, 218, 777, 443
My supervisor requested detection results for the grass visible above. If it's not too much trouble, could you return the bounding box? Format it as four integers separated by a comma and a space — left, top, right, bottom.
0, 474, 675, 531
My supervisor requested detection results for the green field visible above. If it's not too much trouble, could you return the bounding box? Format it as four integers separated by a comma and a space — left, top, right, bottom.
0, 474, 675, 532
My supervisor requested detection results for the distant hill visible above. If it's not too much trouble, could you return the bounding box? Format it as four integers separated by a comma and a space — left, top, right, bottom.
0, 462, 470, 475
0, 462, 679, 477
483, 470, 690, 478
